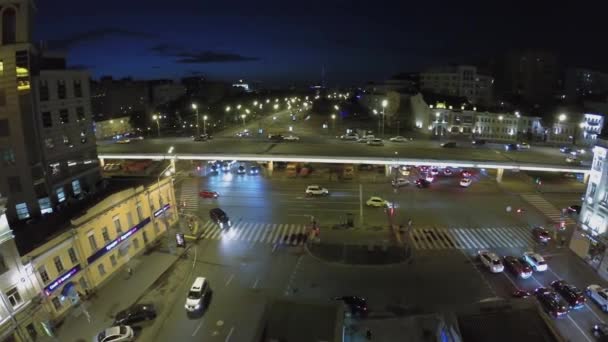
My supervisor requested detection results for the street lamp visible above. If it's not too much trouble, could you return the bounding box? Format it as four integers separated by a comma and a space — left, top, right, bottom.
331, 114, 336, 132
192, 103, 199, 137
203, 115, 208, 135
334, 105, 339, 111
237, 104, 242, 110
273, 104, 279, 110
241, 114, 246, 126
226, 106, 231, 112
381, 99, 388, 137
559, 113, 567, 122
152, 114, 161, 137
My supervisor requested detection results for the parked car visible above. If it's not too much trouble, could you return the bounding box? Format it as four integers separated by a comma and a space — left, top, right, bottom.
367, 138, 384, 146
114, 304, 157, 326
592, 323, 608, 339
535, 288, 569, 318
522, 252, 548, 272
586, 284, 608, 312
184, 277, 210, 312
415, 178, 431, 188
209, 208, 231, 229
460, 178, 472, 187
551, 280, 586, 310
505, 143, 518, 151
503, 256, 533, 279
560, 146, 572, 154
391, 178, 410, 187
96, 326, 135, 342
305, 185, 329, 196
441, 141, 457, 148
389, 136, 409, 142
199, 190, 219, 198
340, 133, 359, 140
565, 156, 580, 164
517, 142, 531, 149
443, 168, 453, 176
283, 135, 300, 141
532, 227, 551, 244
249, 166, 260, 175
472, 139, 486, 145
236, 165, 246, 174
269, 134, 284, 142
478, 250, 504, 273
366, 196, 389, 207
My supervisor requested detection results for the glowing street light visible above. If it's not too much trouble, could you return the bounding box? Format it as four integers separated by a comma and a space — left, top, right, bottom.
273, 104, 279, 110
192, 103, 200, 137
226, 106, 231, 112
152, 114, 161, 137
237, 104, 242, 110
331, 114, 336, 131
203, 115, 208, 135
381, 99, 388, 136
559, 113, 567, 122
498, 115, 504, 121
241, 114, 247, 126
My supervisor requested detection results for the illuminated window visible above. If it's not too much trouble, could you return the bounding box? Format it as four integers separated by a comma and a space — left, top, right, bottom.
38, 197, 53, 215
15, 51, 30, 91
15, 202, 29, 220
0, 60, 3, 75
72, 179, 81, 195
56, 187, 65, 203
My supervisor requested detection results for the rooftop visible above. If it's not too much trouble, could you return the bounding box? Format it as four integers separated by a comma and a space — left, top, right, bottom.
11, 177, 153, 255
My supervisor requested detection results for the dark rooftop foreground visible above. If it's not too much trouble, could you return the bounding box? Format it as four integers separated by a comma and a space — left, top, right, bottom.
12, 177, 152, 255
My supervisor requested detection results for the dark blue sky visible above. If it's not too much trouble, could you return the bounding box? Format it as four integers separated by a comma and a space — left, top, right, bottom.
34, 1, 608, 85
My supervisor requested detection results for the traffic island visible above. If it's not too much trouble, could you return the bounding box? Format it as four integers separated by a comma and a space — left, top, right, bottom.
306, 242, 411, 265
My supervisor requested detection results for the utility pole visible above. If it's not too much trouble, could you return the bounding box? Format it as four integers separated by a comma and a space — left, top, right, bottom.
359, 184, 364, 225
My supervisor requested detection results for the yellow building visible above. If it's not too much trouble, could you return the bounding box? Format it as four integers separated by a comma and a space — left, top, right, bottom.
20, 177, 176, 322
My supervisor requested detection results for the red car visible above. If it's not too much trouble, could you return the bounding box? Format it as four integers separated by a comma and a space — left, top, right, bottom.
199, 190, 219, 198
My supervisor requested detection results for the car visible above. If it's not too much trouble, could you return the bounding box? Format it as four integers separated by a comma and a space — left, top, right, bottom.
249, 166, 260, 175
551, 280, 585, 309
269, 134, 284, 142
415, 178, 431, 188
362, 134, 375, 140
517, 142, 531, 149
535, 288, 569, 318
366, 138, 384, 146
532, 227, 551, 244
513, 289, 532, 298
425, 174, 435, 182
366, 196, 389, 207
221, 162, 231, 172
236, 165, 246, 174
333, 296, 368, 316
96, 326, 135, 342
389, 136, 409, 142
503, 256, 533, 279
184, 277, 210, 312
565, 156, 580, 164
340, 133, 359, 140
209, 208, 231, 229
114, 304, 157, 326
472, 139, 486, 145
586, 284, 608, 312
522, 252, 547, 272
116, 139, 131, 144
199, 190, 219, 198
356, 137, 369, 143
391, 178, 410, 187
443, 168, 453, 176
441, 141, 457, 148
592, 323, 608, 339
305, 185, 329, 196
505, 143, 518, 151
461, 170, 472, 178
430, 168, 439, 176
236, 130, 250, 137
283, 135, 300, 141
478, 250, 504, 273
560, 146, 572, 154
567, 204, 581, 215
460, 178, 472, 187
193, 134, 211, 142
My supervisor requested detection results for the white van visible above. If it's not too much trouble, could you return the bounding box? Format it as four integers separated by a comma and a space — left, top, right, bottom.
184, 277, 209, 312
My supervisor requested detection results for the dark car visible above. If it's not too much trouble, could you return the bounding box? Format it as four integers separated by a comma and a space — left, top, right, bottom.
269, 134, 284, 142
592, 323, 608, 339
193, 133, 212, 142
199, 190, 219, 198
440, 141, 457, 148
505, 143, 518, 151
472, 139, 486, 145
249, 166, 260, 175
503, 256, 532, 279
237, 165, 246, 174
560, 146, 572, 154
532, 226, 551, 244
113, 304, 157, 326
535, 288, 569, 318
551, 280, 586, 309
333, 296, 368, 316
221, 162, 231, 172
209, 208, 231, 229
415, 178, 431, 188
567, 205, 582, 215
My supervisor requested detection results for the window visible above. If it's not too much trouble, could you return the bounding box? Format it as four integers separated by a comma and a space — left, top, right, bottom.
136, 202, 144, 221
53, 256, 64, 274
51, 297, 62, 311
16, 51, 30, 91
0, 119, 9, 136
101, 227, 110, 243
97, 263, 106, 276
45, 138, 54, 149
0, 255, 7, 274
143, 231, 149, 244
133, 238, 140, 250
39, 80, 49, 101
38, 197, 53, 214
6, 287, 22, 308
88, 233, 98, 251
59, 109, 69, 124
57, 80, 66, 99
56, 187, 65, 202
0, 89, 5, 106
72, 179, 81, 196
62, 135, 71, 145
127, 212, 134, 228
42, 112, 52, 127
2, 9, 17, 44
110, 254, 117, 267
26, 323, 37, 340
8, 176, 21, 193
113, 216, 122, 235
68, 248, 78, 264
15, 203, 29, 219
76, 107, 85, 121
1, 147, 15, 166
0, 60, 3, 75
74, 80, 82, 98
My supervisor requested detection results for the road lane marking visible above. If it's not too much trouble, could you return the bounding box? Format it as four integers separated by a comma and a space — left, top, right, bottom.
567, 316, 593, 342
252, 277, 260, 289
225, 327, 235, 342
192, 320, 204, 336
225, 274, 234, 287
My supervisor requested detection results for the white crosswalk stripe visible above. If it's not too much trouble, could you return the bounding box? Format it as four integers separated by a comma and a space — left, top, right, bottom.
197, 221, 309, 246
409, 227, 535, 250
520, 193, 575, 225
177, 179, 200, 213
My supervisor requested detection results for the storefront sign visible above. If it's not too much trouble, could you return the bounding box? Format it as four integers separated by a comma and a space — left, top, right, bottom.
87, 217, 151, 264
154, 204, 171, 218
44, 264, 81, 296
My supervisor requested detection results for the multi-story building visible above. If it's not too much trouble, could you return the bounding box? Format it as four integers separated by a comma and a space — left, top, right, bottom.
18, 177, 176, 324
419, 65, 494, 105
90, 77, 150, 121
565, 68, 608, 101
152, 83, 185, 106
93, 116, 133, 140
0, 195, 45, 342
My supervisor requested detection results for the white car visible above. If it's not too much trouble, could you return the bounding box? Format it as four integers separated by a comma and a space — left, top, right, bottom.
565, 156, 579, 164
478, 250, 504, 273
399, 166, 410, 176
96, 326, 134, 342
283, 135, 300, 141
389, 136, 408, 142
366, 196, 389, 207
367, 139, 384, 146
517, 142, 531, 149
460, 178, 472, 187
522, 252, 547, 272
443, 168, 453, 176
430, 168, 439, 176
340, 134, 358, 140
305, 185, 329, 196
587, 284, 608, 312
391, 178, 410, 187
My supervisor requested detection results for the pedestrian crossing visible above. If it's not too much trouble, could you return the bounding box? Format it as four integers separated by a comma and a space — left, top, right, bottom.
199, 221, 311, 246
409, 226, 537, 250
178, 178, 200, 213
520, 193, 575, 225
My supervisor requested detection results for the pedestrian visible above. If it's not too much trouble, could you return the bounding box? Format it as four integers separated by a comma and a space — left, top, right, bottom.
366, 329, 372, 340
126, 267, 133, 278
407, 219, 413, 228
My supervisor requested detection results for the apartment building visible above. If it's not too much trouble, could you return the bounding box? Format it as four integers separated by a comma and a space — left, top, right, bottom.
420, 65, 494, 105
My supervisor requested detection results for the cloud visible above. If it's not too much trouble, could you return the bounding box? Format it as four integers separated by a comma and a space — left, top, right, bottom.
149, 44, 259, 64
50, 28, 155, 49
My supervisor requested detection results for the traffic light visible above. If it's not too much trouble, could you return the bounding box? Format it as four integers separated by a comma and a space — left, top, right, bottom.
196, 166, 201, 171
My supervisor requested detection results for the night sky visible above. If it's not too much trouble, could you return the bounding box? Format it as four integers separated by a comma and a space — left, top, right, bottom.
35, 1, 608, 85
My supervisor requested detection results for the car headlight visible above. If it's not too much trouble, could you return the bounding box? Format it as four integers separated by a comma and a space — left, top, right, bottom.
195, 303, 201, 309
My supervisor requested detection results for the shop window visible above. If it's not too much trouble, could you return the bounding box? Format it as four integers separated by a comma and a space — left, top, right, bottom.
15, 202, 29, 220
72, 179, 81, 196
56, 187, 65, 203
38, 197, 53, 215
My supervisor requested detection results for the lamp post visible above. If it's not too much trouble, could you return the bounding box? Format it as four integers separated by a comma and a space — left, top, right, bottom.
152, 114, 161, 137
241, 114, 246, 127
381, 99, 388, 137
331, 114, 336, 132
192, 103, 199, 137
157, 160, 175, 253
203, 115, 208, 135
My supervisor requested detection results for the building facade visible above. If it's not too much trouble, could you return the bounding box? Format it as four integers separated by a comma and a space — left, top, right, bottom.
93, 116, 133, 140
565, 68, 608, 101
21, 177, 176, 324
152, 83, 185, 106
420, 65, 494, 105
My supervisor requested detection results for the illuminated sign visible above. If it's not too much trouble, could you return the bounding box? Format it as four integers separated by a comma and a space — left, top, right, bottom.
44, 264, 81, 296
87, 217, 151, 264
154, 204, 171, 218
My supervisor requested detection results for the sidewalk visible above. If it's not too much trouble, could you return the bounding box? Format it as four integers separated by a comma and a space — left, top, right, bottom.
46, 248, 179, 342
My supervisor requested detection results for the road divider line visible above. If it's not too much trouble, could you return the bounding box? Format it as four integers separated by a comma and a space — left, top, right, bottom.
192, 320, 204, 337
225, 274, 234, 287
253, 277, 260, 289
225, 327, 235, 342
567, 315, 593, 342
